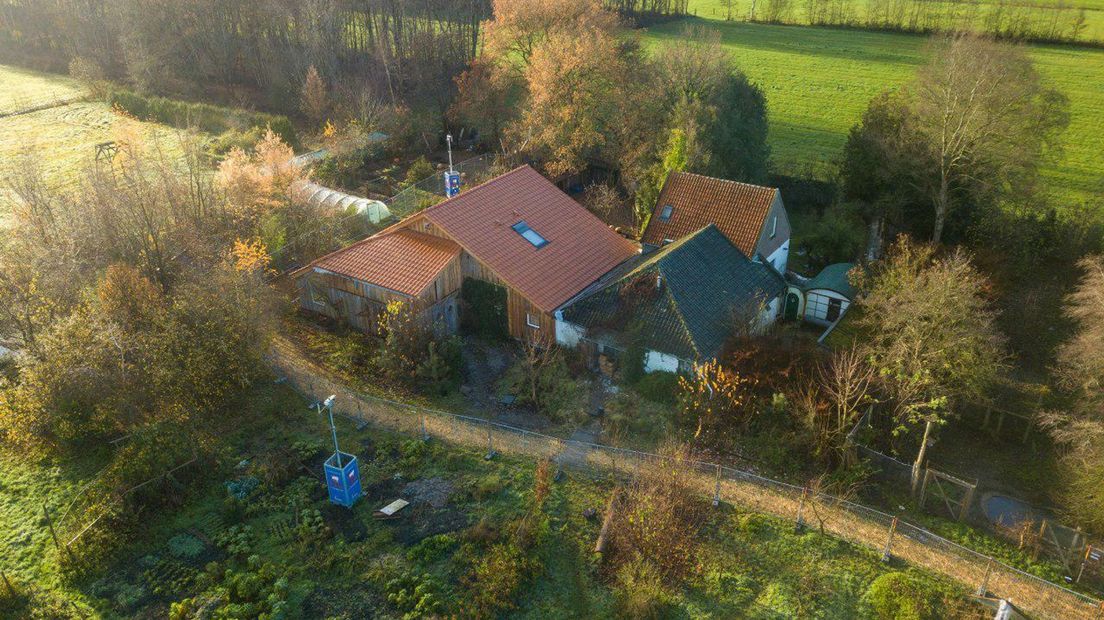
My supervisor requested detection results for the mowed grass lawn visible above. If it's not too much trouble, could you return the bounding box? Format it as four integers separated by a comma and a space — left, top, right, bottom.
0, 65, 200, 204
0, 64, 86, 115
643, 19, 1104, 206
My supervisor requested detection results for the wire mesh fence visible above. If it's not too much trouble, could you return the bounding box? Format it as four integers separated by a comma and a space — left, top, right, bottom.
383, 152, 504, 218
269, 344, 1104, 620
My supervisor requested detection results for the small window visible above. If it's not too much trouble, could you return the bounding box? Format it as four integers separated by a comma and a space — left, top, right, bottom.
512, 221, 548, 248
770, 216, 778, 239
826, 297, 843, 322
526, 312, 541, 329
309, 283, 326, 307
658, 204, 674, 222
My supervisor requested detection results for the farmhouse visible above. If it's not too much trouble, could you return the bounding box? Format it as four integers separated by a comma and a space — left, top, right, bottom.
292, 165, 638, 342
640, 171, 790, 274
556, 225, 786, 373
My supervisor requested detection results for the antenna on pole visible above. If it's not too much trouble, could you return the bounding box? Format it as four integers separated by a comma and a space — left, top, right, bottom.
443, 134, 460, 198
323, 395, 340, 467
446, 133, 455, 173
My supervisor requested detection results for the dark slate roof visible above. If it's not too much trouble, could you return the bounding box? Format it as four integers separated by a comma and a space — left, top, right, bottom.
804, 263, 856, 299
561, 225, 786, 361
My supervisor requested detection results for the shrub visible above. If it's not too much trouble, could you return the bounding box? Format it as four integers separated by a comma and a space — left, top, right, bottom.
501, 343, 580, 420
385, 570, 446, 619
604, 391, 673, 447
407, 533, 457, 565
416, 336, 463, 395
206, 126, 268, 158
107, 90, 298, 148
399, 438, 432, 470
635, 371, 679, 405
607, 443, 707, 583
859, 572, 943, 620
402, 156, 436, 189
461, 542, 533, 619
614, 557, 671, 620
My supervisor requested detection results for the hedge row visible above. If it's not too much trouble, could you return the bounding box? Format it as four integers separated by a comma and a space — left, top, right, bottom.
108, 90, 298, 148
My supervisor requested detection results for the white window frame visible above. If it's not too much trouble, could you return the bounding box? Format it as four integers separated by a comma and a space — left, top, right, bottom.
770, 215, 778, 239
526, 312, 541, 329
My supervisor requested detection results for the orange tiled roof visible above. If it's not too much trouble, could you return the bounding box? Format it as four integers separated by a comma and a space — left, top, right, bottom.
640, 172, 778, 256
422, 165, 638, 312
308, 228, 460, 297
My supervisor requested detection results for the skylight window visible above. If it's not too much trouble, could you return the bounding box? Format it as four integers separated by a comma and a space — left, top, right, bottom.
658, 204, 674, 222
512, 221, 548, 248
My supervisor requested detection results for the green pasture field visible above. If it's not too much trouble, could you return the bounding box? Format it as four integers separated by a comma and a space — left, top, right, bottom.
685, 0, 1104, 42
643, 18, 1104, 206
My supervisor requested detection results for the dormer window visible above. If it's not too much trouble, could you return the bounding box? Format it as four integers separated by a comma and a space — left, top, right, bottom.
512, 221, 548, 248
658, 204, 674, 222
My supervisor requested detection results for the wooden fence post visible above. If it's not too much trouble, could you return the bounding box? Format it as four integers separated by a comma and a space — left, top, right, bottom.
1077, 545, 1092, 584
959, 482, 976, 522
881, 516, 899, 563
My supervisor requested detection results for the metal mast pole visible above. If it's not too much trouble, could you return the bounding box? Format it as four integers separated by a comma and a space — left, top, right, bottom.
446, 134, 454, 172
324, 395, 341, 468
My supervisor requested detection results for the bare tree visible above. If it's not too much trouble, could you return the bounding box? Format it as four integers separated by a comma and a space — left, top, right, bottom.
905, 34, 1068, 243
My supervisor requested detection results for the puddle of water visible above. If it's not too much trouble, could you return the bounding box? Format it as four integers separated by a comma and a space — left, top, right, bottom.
981, 493, 1039, 528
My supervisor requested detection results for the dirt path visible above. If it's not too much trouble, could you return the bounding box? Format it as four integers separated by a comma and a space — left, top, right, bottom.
269, 335, 1100, 619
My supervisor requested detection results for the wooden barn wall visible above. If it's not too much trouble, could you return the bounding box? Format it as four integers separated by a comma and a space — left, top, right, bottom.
507, 290, 554, 344
420, 255, 462, 303
295, 270, 412, 333
398, 216, 554, 344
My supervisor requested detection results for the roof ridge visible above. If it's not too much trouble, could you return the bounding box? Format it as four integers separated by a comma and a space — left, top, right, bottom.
393, 227, 461, 250
670, 170, 778, 194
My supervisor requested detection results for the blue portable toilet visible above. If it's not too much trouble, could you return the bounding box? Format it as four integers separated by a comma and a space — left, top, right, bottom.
316, 395, 362, 508
444, 170, 461, 197
324, 451, 362, 508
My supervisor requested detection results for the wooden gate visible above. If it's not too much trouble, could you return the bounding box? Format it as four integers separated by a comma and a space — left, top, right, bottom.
918, 468, 977, 522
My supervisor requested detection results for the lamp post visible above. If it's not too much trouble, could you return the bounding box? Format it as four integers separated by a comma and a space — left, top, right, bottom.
321, 394, 340, 467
